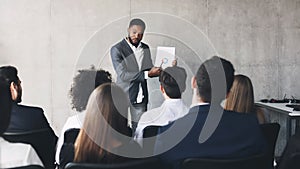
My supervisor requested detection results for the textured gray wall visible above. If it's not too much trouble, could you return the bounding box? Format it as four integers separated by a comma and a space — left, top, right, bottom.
0, 0, 299, 137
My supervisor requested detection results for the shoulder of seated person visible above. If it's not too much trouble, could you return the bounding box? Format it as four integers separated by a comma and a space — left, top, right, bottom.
14, 104, 43, 112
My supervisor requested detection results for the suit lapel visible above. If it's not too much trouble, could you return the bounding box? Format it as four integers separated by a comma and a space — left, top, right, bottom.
121, 39, 133, 55
121, 39, 139, 68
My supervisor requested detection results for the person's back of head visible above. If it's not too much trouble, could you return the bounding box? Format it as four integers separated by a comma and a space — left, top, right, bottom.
0, 65, 22, 103
159, 66, 187, 99
74, 83, 130, 163
225, 74, 255, 113
0, 76, 12, 135
95, 69, 112, 88
69, 68, 112, 112
0, 66, 19, 85
195, 56, 235, 103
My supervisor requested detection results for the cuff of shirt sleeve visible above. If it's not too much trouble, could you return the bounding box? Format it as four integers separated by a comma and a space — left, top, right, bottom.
144, 71, 149, 79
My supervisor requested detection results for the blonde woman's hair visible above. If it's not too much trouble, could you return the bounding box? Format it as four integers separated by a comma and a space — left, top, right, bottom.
225, 74, 255, 113
74, 83, 130, 163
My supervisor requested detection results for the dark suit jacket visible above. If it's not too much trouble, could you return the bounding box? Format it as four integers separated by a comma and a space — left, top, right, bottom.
6, 103, 52, 132
110, 39, 153, 104
154, 104, 267, 168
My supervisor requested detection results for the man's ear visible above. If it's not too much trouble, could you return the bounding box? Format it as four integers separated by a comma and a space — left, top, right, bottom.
127, 28, 130, 35
191, 76, 197, 89
160, 84, 165, 94
10, 82, 17, 101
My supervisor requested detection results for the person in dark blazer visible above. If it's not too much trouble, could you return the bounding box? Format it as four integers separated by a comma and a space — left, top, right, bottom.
154, 56, 267, 168
0, 65, 55, 133
0, 76, 44, 169
110, 18, 161, 132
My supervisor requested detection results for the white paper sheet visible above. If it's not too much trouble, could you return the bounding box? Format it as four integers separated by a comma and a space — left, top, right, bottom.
155, 46, 175, 69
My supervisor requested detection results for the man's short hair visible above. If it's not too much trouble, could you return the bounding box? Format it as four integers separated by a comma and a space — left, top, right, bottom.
129, 18, 146, 31
159, 66, 187, 99
196, 56, 235, 103
0, 66, 19, 85
69, 68, 112, 112
0, 76, 12, 135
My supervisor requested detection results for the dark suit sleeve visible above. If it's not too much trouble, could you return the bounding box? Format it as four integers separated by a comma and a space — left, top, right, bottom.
110, 45, 145, 83
141, 44, 154, 71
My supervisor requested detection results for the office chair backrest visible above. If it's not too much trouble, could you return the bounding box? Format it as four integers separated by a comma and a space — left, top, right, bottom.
285, 152, 300, 169
9, 165, 44, 169
64, 128, 80, 144
181, 153, 268, 169
143, 126, 160, 138
3, 128, 58, 169
65, 158, 167, 169
142, 126, 160, 155
278, 151, 300, 169
260, 122, 280, 168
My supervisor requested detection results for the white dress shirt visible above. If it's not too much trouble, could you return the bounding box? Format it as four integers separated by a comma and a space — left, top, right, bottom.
125, 38, 144, 71
134, 99, 189, 146
125, 38, 146, 103
55, 112, 85, 164
0, 137, 43, 168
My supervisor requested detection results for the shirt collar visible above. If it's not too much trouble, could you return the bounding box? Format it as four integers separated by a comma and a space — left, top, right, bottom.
190, 102, 209, 108
164, 98, 182, 103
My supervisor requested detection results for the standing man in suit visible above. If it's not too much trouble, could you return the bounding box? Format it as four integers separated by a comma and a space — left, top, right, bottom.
154, 56, 267, 168
0, 66, 55, 133
110, 18, 161, 132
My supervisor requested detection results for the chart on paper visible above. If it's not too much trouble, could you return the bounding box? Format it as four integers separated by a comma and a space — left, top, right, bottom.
155, 46, 175, 69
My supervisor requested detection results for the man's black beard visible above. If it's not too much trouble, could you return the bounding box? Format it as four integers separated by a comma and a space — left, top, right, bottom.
128, 36, 140, 48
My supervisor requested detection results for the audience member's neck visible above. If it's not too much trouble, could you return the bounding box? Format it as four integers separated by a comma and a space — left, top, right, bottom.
163, 93, 170, 100
191, 89, 207, 107
163, 93, 181, 100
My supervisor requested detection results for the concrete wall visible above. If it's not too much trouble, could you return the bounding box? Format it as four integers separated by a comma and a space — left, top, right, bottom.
0, 0, 299, 136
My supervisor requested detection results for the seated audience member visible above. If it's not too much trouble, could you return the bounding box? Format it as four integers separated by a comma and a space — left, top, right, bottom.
224, 74, 266, 124
277, 131, 300, 169
0, 77, 43, 168
0, 66, 55, 134
59, 83, 141, 169
134, 66, 188, 146
154, 56, 267, 168
55, 68, 112, 164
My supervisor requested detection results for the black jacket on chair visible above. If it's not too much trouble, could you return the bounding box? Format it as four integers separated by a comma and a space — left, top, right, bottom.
6, 103, 52, 132
4, 103, 57, 169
